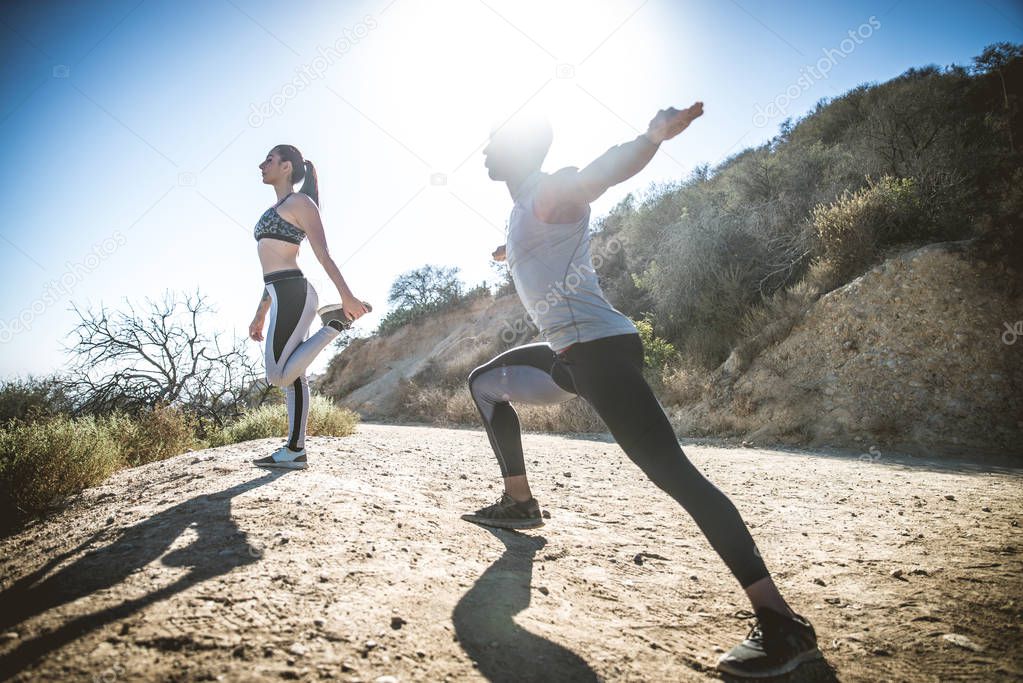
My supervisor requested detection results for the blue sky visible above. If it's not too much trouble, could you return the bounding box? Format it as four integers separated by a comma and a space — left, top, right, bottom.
1, 0, 1020, 382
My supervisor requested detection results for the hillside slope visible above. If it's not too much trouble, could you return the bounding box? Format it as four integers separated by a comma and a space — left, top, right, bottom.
316, 241, 1021, 458
314, 294, 525, 419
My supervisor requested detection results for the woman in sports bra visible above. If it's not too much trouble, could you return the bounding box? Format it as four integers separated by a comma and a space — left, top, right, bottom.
248, 144, 370, 470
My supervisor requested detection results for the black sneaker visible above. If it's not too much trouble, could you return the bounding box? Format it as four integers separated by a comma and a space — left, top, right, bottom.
716, 607, 822, 678
461, 493, 544, 529
317, 302, 372, 330
317, 303, 352, 330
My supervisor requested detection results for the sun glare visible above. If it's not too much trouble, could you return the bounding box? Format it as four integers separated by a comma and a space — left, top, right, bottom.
355, 0, 664, 173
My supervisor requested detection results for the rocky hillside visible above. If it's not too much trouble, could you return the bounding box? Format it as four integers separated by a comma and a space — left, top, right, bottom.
313, 294, 524, 418
679, 239, 1022, 457
314, 240, 1022, 458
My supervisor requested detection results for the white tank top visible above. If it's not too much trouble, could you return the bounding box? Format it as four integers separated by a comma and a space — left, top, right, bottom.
505, 170, 638, 353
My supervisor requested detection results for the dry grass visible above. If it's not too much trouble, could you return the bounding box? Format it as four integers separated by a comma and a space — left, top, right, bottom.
207, 394, 359, 447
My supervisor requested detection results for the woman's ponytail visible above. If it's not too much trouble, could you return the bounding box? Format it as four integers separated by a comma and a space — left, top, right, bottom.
299, 159, 319, 207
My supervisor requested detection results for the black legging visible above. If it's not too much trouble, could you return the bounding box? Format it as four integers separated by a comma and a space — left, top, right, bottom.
467, 332, 770, 589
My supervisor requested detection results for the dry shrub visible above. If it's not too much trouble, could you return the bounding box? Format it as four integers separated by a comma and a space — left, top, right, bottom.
660, 362, 712, 406
518, 400, 605, 433
105, 402, 200, 467
209, 394, 358, 447
812, 175, 925, 285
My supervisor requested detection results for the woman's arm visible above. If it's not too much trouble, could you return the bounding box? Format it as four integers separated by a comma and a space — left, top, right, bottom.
254, 288, 270, 318
290, 195, 369, 321
249, 287, 270, 341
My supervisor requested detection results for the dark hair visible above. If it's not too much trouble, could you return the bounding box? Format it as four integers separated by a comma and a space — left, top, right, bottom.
272, 144, 319, 207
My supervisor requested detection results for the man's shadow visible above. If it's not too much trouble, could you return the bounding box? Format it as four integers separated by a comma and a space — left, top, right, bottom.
0, 470, 287, 679
452, 527, 598, 682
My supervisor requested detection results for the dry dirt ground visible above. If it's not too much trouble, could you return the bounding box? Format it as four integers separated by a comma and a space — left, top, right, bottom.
0, 423, 1020, 682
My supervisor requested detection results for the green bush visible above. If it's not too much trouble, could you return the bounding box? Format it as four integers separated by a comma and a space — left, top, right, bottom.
0, 414, 122, 525
0, 375, 74, 424
634, 318, 679, 372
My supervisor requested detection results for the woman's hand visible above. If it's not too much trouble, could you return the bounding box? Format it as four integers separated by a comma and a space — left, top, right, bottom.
249, 315, 265, 342
342, 296, 371, 322
492, 244, 507, 262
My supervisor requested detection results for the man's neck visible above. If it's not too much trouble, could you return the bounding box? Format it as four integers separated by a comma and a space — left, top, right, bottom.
504, 166, 541, 201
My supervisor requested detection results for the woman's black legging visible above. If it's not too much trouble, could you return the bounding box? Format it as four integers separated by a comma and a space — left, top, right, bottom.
467, 332, 770, 589
262, 268, 340, 451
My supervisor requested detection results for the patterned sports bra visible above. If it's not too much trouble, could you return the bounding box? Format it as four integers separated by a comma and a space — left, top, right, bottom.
254, 192, 306, 245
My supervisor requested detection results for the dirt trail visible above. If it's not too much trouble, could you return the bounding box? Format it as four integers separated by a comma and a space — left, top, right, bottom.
0, 423, 1020, 682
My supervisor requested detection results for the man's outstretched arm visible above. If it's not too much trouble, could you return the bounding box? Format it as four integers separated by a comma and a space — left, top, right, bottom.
534, 102, 704, 221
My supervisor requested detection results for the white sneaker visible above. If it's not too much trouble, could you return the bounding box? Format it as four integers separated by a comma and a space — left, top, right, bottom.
253, 445, 307, 470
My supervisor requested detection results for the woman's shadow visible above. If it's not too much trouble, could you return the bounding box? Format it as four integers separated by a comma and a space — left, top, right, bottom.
0, 470, 287, 679
452, 527, 598, 682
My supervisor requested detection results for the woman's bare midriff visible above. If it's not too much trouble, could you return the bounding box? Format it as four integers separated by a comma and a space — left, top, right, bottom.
257, 239, 301, 274
257, 205, 305, 275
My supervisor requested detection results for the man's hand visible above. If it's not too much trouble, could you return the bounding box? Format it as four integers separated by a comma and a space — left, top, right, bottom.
249, 315, 265, 342
492, 244, 507, 262
645, 102, 704, 144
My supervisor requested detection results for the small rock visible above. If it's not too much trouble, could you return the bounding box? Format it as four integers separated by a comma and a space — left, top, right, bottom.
812, 578, 827, 586
390, 616, 406, 630
941, 633, 982, 651
563, 472, 572, 478
375, 676, 399, 683
0, 632, 19, 643
945, 495, 956, 501
313, 618, 325, 628
288, 642, 307, 656
908, 568, 929, 576
541, 510, 551, 519
890, 569, 907, 581
537, 586, 549, 596
982, 507, 991, 512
